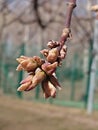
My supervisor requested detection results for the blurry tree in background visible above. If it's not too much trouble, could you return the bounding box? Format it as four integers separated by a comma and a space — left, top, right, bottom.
0, 0, 95, 43
0, 0, 96, 56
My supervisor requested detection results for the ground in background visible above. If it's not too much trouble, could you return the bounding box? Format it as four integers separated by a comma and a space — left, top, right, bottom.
0, 95, 98, 130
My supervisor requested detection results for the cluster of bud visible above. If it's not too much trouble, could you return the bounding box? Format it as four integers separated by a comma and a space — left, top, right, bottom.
16, 27, 70, 98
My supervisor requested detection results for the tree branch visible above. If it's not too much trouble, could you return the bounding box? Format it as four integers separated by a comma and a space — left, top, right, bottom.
16, 0, 77, 98
59, 0, 76, 46
33, 0, 46, 29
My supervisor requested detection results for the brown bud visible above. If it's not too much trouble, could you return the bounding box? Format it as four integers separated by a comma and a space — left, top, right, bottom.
16, 56, 44, 72
26, 61, 37, 71
20, 75, 33, 84
16, 56, 29, 63
49, 74, 61, 90
47, 40, 60, 49
21, 59, 29, 67
42, 62, 58, 75
32, 69, 46, 86
42, 79, 56, 98
33, 56, 45, 66
59, 45, 67, 59
61, 28, 72, 40
62, 28, 70, 37
16, 64, 23, 71
17, 81, 32, 91
25, 69, 46, 91
47, 48, 59, 63
40, 49, 49, 57
19, 58, 37, 72
17, 74, 33, 91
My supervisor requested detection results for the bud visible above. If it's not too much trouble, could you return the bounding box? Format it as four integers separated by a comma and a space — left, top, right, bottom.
47, 40, 60, 49
16, 64, 23, 71
25, 69, 46, 91
42, 79, 56, 98
59, 45, 67, 59
17, 74, 33, 91
47, 48, 59, 63
32, 69, 46, 86
17, 81, 32, 91
20, 59, 37, 72
49, 74, 61, 90
40, 49, 49, 57
33, 56, 45, 66
61, 28, 72, 40
41, 62, 58, 75
20, 74, 33, 84
16, 56, 29, 63
16, 56, 44, 72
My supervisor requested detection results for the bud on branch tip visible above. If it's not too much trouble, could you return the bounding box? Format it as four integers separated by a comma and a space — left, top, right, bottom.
16, 0, 76, 98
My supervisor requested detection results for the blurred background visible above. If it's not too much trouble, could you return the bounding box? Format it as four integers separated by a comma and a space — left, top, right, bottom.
0, 0, 98, 130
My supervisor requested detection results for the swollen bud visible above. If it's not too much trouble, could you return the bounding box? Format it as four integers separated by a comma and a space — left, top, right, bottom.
16, 56, 29, 63
47, 40, 60, 49
17, 74, 33, 91
46, 48, 59, 63
16, 64, 23, 71
16, 56, 44, 72
40, 49, 49, 57
42, 79, 56, 98
17, 81, 32, 91
41, 62, 58, 75
32, 69, 46, 86
49, 74, 61, 90
59, 45, 67, 59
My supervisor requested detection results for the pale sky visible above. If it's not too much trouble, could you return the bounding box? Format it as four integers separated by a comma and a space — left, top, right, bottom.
6, 0, 98, 17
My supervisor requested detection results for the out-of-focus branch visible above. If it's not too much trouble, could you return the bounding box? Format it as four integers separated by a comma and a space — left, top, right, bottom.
33, 0, 65, 29
0, 1, 7, 12
0, 12, 6, 39
33, 0, 46, 29
5, 12, 24, 26
73, 13, 91, 41
18, 19, 37, 24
